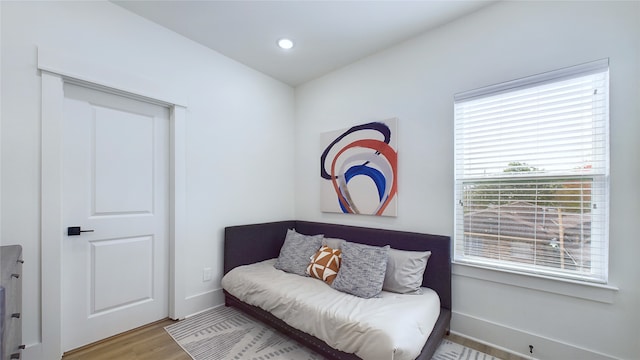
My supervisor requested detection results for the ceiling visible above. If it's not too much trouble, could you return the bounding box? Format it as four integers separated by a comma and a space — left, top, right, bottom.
112, 1, 497, 87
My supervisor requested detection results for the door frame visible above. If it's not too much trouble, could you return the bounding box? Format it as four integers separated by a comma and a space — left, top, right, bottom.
38, 47, 188, 359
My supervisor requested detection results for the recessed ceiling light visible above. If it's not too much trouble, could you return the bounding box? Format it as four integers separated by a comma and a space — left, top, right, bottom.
277, 38, 294, 50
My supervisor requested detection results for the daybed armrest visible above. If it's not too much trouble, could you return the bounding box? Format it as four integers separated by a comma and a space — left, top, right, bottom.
223, 220, 295, 274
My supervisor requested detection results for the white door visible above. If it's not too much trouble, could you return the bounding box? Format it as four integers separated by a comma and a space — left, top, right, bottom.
61, 83, 169, 351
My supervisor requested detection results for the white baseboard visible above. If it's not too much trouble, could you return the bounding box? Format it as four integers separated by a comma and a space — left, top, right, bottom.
179, 288, 225, 319
452, 311, 619, 360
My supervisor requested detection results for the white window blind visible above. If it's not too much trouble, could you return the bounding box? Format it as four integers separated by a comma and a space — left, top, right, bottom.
454, 59, 609, 283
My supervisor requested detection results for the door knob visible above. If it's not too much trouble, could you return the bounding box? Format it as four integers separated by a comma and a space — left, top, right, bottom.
67, 226, 95, 236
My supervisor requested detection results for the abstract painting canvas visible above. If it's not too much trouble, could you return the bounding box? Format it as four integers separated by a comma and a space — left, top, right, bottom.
320, 119, 398, 216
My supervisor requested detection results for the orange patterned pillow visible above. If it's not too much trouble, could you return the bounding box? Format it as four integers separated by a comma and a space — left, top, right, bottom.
306, 245, 342, 285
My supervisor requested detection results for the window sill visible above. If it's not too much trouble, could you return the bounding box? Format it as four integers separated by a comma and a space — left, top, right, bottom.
452, 262, 619, 304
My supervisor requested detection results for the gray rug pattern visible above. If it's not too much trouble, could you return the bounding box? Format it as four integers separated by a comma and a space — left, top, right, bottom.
431, 340, 500, 360
165, 306, 500, 360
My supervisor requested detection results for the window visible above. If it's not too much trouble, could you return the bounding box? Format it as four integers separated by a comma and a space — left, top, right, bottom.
454, 60, 609, 283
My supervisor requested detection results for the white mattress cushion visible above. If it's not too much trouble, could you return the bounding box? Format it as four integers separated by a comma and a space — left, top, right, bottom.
221, 259, 441, 360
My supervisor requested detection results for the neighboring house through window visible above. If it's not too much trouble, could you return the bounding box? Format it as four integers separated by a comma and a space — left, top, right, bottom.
454, 59, 609, 283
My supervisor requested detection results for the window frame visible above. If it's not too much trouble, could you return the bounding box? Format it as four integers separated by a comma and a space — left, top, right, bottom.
453, 59, 610, 284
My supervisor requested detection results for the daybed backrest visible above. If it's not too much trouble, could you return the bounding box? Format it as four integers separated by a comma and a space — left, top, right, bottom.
224, 220, 451, 311
295, 221, 451, 311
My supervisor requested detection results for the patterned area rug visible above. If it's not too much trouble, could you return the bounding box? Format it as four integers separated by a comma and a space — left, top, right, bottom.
431, 340, 500, 360
165, 306, 500, 360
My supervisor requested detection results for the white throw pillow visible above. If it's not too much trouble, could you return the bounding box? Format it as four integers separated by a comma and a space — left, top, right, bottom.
382, 248, 431, 294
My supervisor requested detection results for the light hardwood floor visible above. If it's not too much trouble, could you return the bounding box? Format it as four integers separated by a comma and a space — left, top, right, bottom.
62, 318, 527, 360
62, 319, 189, 360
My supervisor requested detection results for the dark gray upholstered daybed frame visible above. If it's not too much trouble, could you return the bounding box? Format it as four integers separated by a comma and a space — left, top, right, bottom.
223, 220, 451, 360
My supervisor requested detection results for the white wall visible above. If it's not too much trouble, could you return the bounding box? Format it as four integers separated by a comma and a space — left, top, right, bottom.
295, 1, 640, 359
0, 0, 295, 356
3, 1, 638, 359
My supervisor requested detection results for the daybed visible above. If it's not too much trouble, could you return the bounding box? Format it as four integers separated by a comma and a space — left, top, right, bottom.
221, 220, 451, 360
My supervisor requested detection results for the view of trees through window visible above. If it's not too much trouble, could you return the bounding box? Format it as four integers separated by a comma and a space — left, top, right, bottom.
462, 161, 593, 272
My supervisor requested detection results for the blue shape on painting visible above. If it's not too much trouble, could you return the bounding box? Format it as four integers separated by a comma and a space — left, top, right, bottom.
338, 165, 386, 213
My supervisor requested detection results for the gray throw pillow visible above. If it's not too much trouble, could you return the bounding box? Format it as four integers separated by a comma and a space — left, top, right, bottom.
331, 242, 390, 298
274, 229, 323, 276
382, 248, 431, 294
